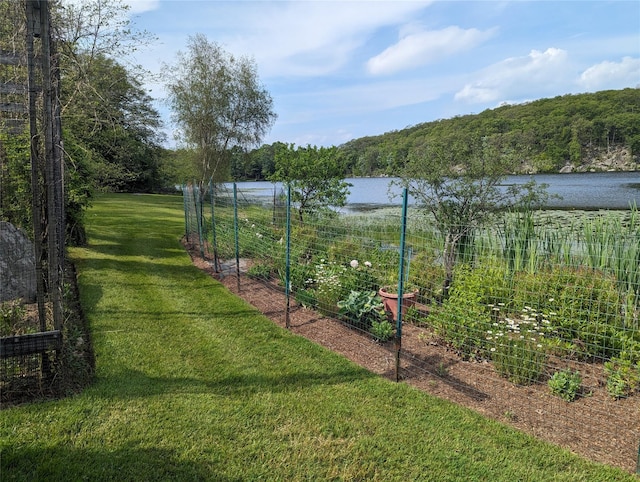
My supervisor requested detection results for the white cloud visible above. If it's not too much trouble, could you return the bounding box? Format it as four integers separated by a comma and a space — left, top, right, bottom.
579, 57, 640, 91
367, 25, 496, 76
125, 0, 160, 14
219, 2, 432, 78
455, 47, 570, 103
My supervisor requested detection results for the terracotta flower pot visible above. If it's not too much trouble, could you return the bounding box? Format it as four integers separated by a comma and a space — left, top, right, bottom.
378, 286, 418, 321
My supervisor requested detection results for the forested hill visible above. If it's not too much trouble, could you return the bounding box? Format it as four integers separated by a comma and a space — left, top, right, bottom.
338, 88, 640, 176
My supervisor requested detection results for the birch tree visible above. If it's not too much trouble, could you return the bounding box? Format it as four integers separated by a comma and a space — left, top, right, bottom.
165, 34, 277, 184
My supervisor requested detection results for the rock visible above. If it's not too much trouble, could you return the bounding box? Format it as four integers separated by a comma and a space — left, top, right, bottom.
0, 221, 37, 303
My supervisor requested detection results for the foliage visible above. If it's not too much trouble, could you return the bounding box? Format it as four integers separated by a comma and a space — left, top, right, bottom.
604, 352, 640, 399
337, 290, 386, 330
0, 132, 32, 233
1, 0, 167, 245
408, 250, 446, 302
0, 300, 27, 337
510, 267, 624, 360
548, 369, 582, 402
491, 337, 547, 386
270, 144, 351, 223
247, 263, 272, 280
430, 264, 505, 359
370, 319, 395, 342
337, 88, 640, 177
395, 137, 549, 299
236, 90, 639, 182
62, 54, 167, 193
165, 34, 277, 185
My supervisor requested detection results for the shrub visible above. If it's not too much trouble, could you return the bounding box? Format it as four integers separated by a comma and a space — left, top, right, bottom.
430, 264, 508, 359
548, 369, 582, 401
294, 289, 317, 309
370, 320, 395, 342
314, 259, 349, 314
511, 267, 623, 360
0, 300, 27, 337
337, 290, 386, 330
604, 352, 640, 399
408, 250, 446, 302
247, 263, 272, 280
491, 337, 546, 385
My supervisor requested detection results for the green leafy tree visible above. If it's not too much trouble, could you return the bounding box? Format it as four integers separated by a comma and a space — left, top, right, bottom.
62, 54, 166, 192
165, 34, 277, 185
396, 135, 548, 299
271, 144, 351, 224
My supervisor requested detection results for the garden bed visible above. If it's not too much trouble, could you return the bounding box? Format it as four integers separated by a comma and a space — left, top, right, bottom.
184, 239, 640, 474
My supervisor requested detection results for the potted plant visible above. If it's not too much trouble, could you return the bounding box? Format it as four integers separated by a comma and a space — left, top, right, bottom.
378, 284, 419, 322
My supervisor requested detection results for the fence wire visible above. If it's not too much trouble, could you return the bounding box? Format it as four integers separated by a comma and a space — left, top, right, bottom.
1, 1, 81, 404
184, 181, 640, 472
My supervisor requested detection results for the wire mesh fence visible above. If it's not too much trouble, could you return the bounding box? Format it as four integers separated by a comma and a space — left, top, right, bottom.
0, 1, 89, 405
184, 180, 640, 471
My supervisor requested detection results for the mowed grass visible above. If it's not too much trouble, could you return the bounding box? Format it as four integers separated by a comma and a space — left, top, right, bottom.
1, 194, 635, 481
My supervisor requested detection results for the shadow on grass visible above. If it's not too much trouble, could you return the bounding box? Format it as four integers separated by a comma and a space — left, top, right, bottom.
2, 444, 236, 481
95, 365, 377, 401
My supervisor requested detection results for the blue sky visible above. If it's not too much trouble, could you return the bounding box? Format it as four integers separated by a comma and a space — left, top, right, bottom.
124, 1, 640, 148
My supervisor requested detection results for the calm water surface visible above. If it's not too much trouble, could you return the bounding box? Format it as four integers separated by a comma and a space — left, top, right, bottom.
231, 171, 639, 210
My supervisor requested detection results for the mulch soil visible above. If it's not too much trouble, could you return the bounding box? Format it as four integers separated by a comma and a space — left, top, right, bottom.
184, 239, 640, 474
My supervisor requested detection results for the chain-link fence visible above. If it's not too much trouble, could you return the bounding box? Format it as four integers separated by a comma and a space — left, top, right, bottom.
1, 1, 90, 405
184, 180, 639, 471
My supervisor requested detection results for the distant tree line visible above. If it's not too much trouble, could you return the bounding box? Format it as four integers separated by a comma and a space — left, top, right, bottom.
232, 88, 640, 181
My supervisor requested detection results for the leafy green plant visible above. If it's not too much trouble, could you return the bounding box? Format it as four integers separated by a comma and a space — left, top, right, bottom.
294, 289, 316, 309
430, 264, 507, 359
337, 290, 386, 330
604, 353, 640, 399
491, 338, 546, 386
313, 260, 346, 314
370, 320, 394, 342
510, 267, 623, 360
247, 262, 272, 280
548, 369, 582, 401
0, 300, 27, 337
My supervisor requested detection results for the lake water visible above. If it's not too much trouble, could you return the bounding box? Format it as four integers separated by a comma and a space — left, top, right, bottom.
230, 171, 639, 211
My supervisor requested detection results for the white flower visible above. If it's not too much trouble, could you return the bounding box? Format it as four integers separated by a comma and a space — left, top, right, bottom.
490, 348, 496, 352
364, 261, 372, 268
256, 233, 263, 238
350, 259, 359, 269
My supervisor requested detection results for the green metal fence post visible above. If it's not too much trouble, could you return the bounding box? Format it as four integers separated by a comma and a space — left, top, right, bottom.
233, 183, 240, 291
182, 184, 189, 242
209, 179, 220, 273
285, 184, 292, 329
395, 187, 409, 382
193, 182, 204, 259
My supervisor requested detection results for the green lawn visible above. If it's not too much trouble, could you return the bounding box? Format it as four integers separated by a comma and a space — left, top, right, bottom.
1, 193, 635, 481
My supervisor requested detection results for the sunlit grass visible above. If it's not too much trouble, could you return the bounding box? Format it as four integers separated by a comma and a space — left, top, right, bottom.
1, 193, 635, 480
